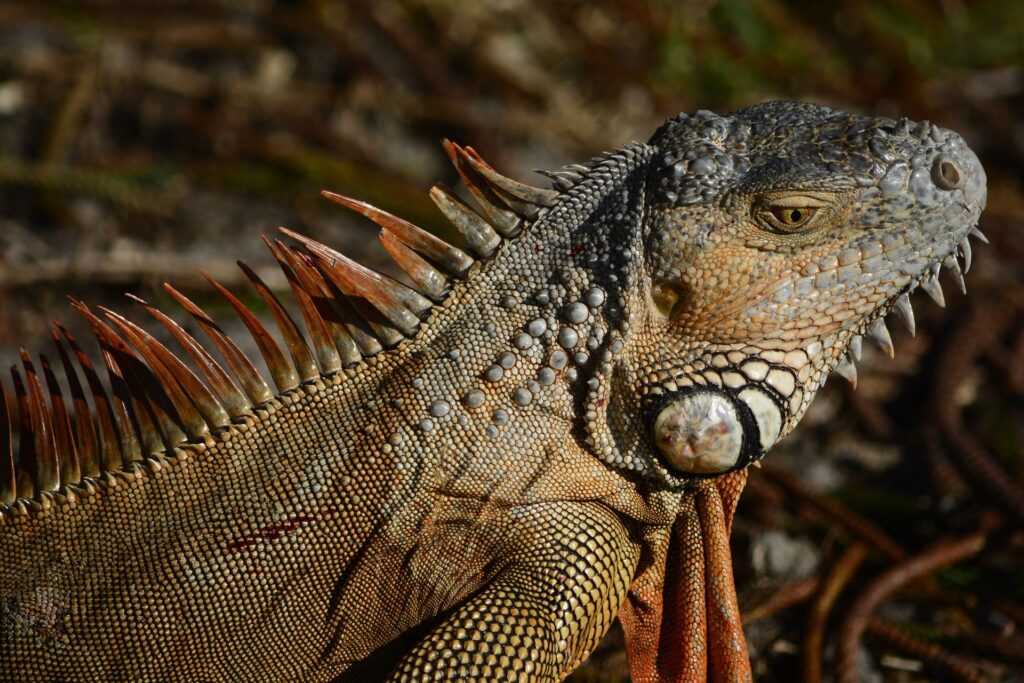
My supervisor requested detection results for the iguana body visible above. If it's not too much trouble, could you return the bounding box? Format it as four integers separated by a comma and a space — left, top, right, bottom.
0, 102, 986, 681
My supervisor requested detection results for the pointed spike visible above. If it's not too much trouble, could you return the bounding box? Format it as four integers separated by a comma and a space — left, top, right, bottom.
320, 278, 406, 349
428, 185, 501, 259
69, 300, 146, 464
355, 309, 406, 348
289, 252, 383, 356
318, 192, 474, 276
959, 237, 972, 274
920, 272, 946, 308
834, 355, 858, 388
134, 389, 171, 456
77, 306, 186, 457
537, 169, 580, 191
943, 254, 967, 295
96, 307, 211, 440
128, 295, 251, 419
442, 140, 521, 237
315, 274, 384, 357
281, 226, 433, 322
55, 322, 122, 472
265, 239, 342, 375
100, 356, 168, 459
237, 259, 319, 383
272, 247, 362, 367
868, 318, 895, 359
0, 380, 15, 505
893, 293, 916, 337
52, 324, 99, 478
76, 299, 191, 455
849, 334, 863, 362
40, 354, 80, 488
163, 284, 275, 404
9, 367, 35, 499
97, 349, 144, 465
103, 307, 230, 432
203, 275, 299, 393
969, 226, 989, 244
378, 229, 448, 302
332, 291, 406, 348
295, 238, 423, 338
19, 350, 60, 494
459, 163, 541, 221
458, 145, 558, 209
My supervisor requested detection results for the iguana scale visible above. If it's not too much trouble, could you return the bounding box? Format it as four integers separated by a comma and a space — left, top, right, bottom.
0, 101, 987, 681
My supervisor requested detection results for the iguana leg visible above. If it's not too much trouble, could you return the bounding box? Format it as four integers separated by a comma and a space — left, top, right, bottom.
386, 501, 640, 682
619, 468, 751, 683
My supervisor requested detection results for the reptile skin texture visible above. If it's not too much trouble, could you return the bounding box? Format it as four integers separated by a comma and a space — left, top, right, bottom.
0, 101, 986, 681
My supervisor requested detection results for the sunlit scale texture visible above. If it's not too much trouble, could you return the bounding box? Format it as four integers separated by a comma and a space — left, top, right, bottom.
0, 102, 985, 681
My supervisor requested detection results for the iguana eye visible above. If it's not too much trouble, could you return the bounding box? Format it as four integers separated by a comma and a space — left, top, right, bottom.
760, 205, 818, 232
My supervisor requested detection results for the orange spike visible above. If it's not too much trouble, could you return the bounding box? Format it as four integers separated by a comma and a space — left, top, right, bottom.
319, 191, 473, 276
237, 260, 319, 383
313, 252, 420, 338
69, 300, 144, 465
294, 251, 381, 359
162, 284, 274, 406
59, 322, 123, 472
459, 145, 558, 208
87, 321, 176, 458
264, 238, 343, 375
103, 307, 228, 434
0, 380, 16, 505
458, 147, 547, 218
202, 275, 299, 393
9, 367, 35, 498
282, 228, 423, 336
428, 185, 501, 258
442, 140, 520, 236
378, 229, 447, 301
132, 388, 169, 457
85, 305, 209, 442
281, 226, 433, 317
101, 349, 143, 465
40, 353, 80, 488
19, 351, 59, 494
52, 324, 100, 478
128, 295, 251, 419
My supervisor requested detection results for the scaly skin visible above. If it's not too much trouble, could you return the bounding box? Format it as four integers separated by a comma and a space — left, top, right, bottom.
0, 102, 986, 681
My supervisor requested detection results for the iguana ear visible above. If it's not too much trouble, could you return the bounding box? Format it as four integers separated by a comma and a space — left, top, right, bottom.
618, 469, 751, 683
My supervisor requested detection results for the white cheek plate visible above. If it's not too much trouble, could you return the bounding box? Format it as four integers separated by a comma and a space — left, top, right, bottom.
737, 386, 782, 451
653, 392, 743, 474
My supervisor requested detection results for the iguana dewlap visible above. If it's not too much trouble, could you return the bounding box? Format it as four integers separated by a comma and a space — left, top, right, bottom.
0, 102, 986, 682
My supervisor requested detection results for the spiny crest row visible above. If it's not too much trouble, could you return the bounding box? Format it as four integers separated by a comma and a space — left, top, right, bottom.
0, 142, 560, 513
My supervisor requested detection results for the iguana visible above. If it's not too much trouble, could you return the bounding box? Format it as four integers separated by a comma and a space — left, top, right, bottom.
0, 101, 986, 682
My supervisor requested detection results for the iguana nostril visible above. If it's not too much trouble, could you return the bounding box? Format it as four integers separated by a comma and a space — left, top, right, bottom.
932, 157, 964, 190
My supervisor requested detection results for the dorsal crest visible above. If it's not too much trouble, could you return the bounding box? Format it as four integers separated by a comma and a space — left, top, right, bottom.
0, 142, 559, 517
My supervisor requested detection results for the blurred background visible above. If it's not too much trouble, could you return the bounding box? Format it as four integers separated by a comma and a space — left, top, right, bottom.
0, 1, 1021, 681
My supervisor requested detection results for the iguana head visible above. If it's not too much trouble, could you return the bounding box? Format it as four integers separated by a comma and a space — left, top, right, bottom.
628, 102, 986, 482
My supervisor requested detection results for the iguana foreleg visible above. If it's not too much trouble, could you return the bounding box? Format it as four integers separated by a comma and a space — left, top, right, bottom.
619, 469, 751, 683
386, 501, 640, 681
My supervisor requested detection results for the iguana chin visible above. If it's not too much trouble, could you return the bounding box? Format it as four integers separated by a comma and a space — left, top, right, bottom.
0, 101, 986, 682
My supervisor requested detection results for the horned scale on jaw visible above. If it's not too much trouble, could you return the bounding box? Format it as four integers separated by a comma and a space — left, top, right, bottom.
0, 102, 985, 682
